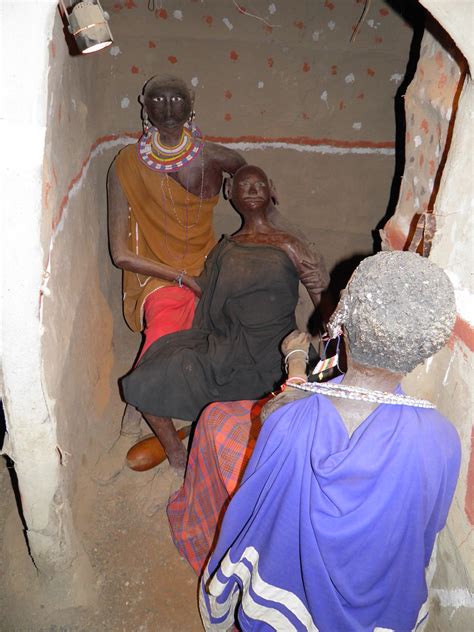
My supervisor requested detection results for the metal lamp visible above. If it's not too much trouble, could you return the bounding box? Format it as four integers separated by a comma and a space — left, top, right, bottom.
60, 0, 113, 54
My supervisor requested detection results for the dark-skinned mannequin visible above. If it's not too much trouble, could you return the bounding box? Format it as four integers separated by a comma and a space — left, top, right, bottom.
122, 165, 329, 476
106, 75, 246, 474
225, 165, 328, 308
198, 252, 460, 630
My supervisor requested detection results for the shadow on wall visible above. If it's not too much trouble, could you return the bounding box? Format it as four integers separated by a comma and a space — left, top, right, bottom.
374, 0, 427, 250
308, 252, 370, 335
0, 400, 5, 450
0, 401, 32, 560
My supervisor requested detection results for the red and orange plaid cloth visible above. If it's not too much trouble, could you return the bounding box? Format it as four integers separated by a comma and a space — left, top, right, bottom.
167, 397, 269, 575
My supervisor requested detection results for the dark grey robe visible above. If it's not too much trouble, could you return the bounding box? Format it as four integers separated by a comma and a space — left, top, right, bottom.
121, 237, 300, 420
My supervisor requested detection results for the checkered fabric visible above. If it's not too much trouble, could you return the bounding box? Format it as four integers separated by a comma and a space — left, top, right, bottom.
167, 397, 269, 575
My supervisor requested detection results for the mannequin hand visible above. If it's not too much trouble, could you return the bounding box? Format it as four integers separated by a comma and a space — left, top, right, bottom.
261, 388, 311, 422
183, 275, 202, 298
281, 330, 311, 356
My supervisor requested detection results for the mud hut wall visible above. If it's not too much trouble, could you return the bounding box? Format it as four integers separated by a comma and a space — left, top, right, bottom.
0, 0, 95, 577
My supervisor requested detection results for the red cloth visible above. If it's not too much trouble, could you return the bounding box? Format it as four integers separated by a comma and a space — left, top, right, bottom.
138, 286, 196, 361
167, 398, 269, 575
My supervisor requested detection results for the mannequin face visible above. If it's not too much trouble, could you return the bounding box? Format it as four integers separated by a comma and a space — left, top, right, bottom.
231, 166, 271, 213
143, 78, 193, 130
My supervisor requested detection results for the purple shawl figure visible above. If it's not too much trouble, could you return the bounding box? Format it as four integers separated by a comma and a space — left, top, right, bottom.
199, 251, 461, 632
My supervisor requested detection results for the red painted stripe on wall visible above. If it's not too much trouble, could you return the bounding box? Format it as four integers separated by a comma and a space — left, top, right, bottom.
203, 135, 395, 149
451, 316, 474, 353
49, 132, 395, 232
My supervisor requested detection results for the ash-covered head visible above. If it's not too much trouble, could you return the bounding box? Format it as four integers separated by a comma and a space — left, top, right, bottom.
329, 251, 456, 374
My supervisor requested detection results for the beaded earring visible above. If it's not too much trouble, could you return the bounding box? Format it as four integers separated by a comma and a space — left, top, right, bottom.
142, 109, 151, 136
188, 110, 197, 136
312, 334, 342, 381
311, 293, 348, 381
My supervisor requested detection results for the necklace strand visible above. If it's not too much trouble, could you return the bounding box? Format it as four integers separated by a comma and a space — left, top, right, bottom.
159, 146, 205, 266
293, 382, 435, 408
163, 151, 205, 229
138, 124, 203, 173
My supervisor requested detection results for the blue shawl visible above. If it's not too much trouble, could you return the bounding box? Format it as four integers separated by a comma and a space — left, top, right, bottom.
200, 391, 460, 632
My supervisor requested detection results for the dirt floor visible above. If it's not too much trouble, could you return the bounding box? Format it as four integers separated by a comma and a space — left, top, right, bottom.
0, 446, 203, 632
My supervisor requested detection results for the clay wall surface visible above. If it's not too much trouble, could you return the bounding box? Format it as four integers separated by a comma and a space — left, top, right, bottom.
384, 2, 474, 628
381, 25, 465, 249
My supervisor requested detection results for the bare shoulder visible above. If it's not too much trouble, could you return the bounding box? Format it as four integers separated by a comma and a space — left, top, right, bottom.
204, 141, 246, 174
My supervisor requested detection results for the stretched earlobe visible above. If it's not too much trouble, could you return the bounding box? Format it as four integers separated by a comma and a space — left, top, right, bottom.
223, 177, 233, 200
270, 179, 279, 205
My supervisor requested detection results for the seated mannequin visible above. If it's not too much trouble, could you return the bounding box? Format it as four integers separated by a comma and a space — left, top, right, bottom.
198, 251, 460, 632
108, 74, 246, 473
121, 165, 329, 472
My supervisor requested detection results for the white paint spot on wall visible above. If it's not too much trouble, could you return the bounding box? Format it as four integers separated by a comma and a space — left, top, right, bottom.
71, 98, 76, 111
345, 73, 355, 84
110, 45, 121, 57
257, 81, 264, 89
414, 135, 422, 148
414, 176, 419, 185
268, 3, 276, 14
312, 30, 321, 41
367, 19, 380, 29
390, 73, 403, 84
320, 90, 328, 102
352, 122, 362, 130
446, 107, 452, 120
414, 197, 420, 209
223, 17, 234, 30
328, 21, 336, 31
428, 178, 434, 191
435, 144, 441, 158
173, 10, 183, 20
121, 97, 130, 109
191, 77, 199, 87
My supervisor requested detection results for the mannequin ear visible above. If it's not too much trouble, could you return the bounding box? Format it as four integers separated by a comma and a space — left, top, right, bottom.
270, 179, 279, 205
138, 94, 145, 107
223, 177, 233, 200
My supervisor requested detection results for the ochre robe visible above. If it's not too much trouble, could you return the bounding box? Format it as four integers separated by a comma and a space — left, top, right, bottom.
114, 143, 218, 331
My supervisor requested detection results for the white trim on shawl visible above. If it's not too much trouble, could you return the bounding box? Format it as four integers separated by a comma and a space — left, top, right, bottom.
200, 544, 437, 632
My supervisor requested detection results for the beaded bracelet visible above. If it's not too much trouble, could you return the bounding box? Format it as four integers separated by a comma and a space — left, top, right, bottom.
175, 270, 185, 288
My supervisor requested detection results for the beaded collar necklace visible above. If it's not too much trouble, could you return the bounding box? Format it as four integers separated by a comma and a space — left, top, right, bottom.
137, 123, 203, 173
293, 381, 435, 408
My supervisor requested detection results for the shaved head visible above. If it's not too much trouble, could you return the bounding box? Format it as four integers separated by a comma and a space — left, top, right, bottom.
329, 251, 456, 373
143, 75, 191, 99
232, 165, 269, 193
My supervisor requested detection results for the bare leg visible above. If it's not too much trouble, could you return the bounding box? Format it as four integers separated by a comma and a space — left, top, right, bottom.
142, 413, 187, 472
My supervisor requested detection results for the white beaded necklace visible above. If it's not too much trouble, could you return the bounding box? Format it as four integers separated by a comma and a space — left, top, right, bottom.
293, 381, 435, 408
